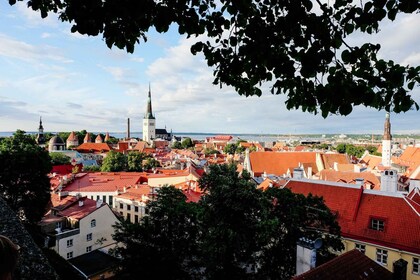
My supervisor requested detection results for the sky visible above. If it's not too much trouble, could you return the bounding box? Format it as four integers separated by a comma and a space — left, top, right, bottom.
0, 2, 419, 135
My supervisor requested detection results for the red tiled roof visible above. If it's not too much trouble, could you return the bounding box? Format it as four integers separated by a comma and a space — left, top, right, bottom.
293, 249, 392, 280
132, 141, 147, 152
285, 180, 420, 254
184, 190, 203, 203
51, 164, 83, 175
117, 185, 151, 201
250, 152, 318, 176
75, 142, 112, 153
63, 172, 145, 193
58, 197, 104, 220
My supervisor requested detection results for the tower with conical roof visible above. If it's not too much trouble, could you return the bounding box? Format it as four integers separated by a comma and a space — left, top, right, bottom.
36, 117, 46, 145
143, 85, 156, 143
382, 112, 392, 167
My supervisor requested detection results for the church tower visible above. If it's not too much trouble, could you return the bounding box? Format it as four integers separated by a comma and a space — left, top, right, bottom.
142, 85, 156, 143
381, 112, 392, 167
36, 117, 46, 145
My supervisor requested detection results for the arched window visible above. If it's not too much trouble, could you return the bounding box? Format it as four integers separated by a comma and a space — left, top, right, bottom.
91, 219, 96, 227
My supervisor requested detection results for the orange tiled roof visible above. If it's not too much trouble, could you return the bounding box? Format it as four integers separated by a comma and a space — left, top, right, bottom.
360, 154, 382, 170
117, 185, 151, 201
319, 169, 380, 190
83, 133, 91, 143
75, 142, 112, 153
95, 134, 103, 143
250, 152, 318, 176
132, 141, 147, 152
285, 180, 420, 254
321, 153, 350, 169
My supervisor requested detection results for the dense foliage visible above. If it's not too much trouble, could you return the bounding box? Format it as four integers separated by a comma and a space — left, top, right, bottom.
0, 130, 52, 223
101, 151, 159, 172
9, 0, 420, 116
113, 164, 343, 279
49, 152, 71, 165
335, 143, 379, 158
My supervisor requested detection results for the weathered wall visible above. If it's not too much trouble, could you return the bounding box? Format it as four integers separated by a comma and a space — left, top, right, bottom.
0, 198, 59, 280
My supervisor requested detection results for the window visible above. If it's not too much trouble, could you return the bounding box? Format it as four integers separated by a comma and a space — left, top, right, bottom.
109, 195, 113, 206
127, 205, 131, 211
103, 195, 106, 203
91, 219, 96, 227
371, 219, 385, 231
87, 233, 92, 241
413, 257, 420, 275
127, 213, 131, 222
134, 215, 139, 223
355, 243, 365, 254
134, 206, 139, 213
67, 239, 73, 248
91, 196, 93, 200
119, 203, 123, 209
376, 249, 388, 265
67, 252, 73, 259
96, 195, 100, 201
86, 246, 92, 253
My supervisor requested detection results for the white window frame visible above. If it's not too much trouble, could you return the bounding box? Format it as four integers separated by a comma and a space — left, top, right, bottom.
86, 246, 92, 253
67, 251, 73, 259
67, 239, 73, 248
413, 257, 420, 275
371, 219, 385, 231
87, 233, 92, 241
355, 243, 365, 254
376, 248, 388, 265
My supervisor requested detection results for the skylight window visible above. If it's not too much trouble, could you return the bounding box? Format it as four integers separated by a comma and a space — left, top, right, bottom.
370, 219, 385, 231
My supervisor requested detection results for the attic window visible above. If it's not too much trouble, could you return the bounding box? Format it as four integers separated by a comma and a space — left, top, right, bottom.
370, 218, 385, 231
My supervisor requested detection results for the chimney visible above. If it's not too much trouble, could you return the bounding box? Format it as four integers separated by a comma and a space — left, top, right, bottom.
79, 200, 84, 207
96, 199, 103, 208
333, 162, 338, 171
307, 167, 313, 178
296, 238, 322, 276
393, 259, 407, 280
293, 168, 304, 179
127, 118, 130, 139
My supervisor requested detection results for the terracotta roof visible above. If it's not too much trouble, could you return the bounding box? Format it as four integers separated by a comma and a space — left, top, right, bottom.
95, 134, 103, 143
75, 142, 112, 153
67, 131, 78, 141
335, 163, 356, 172
63, 172, 145, 193
117, 185, 151, 201
294, 145, 306, 152
212, 135, 233, 141
104, 132, 110, 142
250, 152, 318, 176
184, 190, 203, 203
51, 164, 83, 175
257, 178, 286, 190
59, 197, 104, 220
84, 133, 91, 143
360, 154, 382, 170
285, 180, 420, 254
319, 170, 380, 190
321, 153, 350, 169
293, 249, 393, 280
132, 141, 147, 152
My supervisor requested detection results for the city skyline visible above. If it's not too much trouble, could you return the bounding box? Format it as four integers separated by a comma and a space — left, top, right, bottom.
1, 2, 420, 134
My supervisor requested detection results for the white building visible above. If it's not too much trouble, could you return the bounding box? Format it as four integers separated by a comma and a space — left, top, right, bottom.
40, 196, 119, 260
143, 86, 156, 143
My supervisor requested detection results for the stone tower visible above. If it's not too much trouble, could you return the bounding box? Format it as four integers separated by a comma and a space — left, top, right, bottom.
382, 112, 392, 167
142, 85, 156, 143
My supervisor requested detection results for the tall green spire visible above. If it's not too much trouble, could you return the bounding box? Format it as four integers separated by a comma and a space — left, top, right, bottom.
145, 83, 155, 119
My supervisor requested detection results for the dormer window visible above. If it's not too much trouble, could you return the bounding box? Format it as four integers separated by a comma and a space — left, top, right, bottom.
371, 218, 385, 231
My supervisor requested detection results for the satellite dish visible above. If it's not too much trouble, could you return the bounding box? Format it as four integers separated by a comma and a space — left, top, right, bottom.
314, 238, 323, 249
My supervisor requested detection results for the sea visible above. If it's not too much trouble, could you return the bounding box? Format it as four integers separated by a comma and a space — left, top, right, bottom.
0, 131, 316, 143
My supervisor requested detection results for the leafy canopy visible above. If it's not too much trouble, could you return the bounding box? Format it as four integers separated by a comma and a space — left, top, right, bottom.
9, 0, 420, 117
49, 152, 71, 165
113, 164, 343, 279
0, 130, 52, 223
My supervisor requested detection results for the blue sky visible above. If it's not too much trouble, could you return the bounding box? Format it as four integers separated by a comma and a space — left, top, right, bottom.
0, 1, 419, 134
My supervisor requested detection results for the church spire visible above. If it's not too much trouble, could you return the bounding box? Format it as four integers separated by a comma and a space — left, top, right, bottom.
383, 111, 391, 140
39, 116, 44, 130
145, 83, 155, 119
